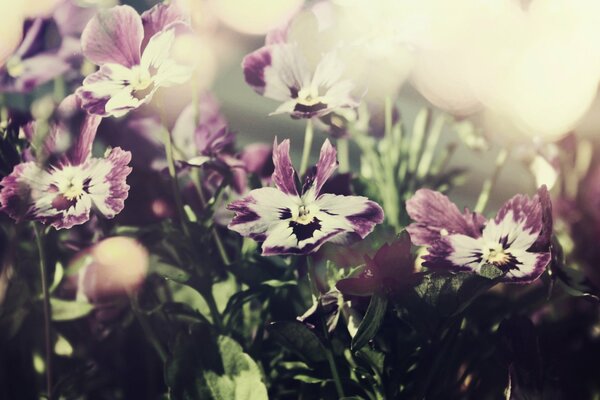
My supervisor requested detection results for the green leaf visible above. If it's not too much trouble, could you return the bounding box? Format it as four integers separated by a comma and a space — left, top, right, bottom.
50, 298, 94, 321
149, 256, 190, 283
351, 293, 388, 351
260, 279, 297, 288
166, 326, 268, 400
293, 374, 329, 384
268, 321, 328, 364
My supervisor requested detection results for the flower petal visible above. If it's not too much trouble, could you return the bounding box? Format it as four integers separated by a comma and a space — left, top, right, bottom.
81, 5, 143, 67
227, 186, 300, 241
271, 138, 298, 196
302, 139, 337, 199
140, 2, 190, 52
242, 43, 311, 102
86, 147, 132, 219
504, 249, 550, 284
315, 193, 384, 239
68, 114, 102, 165
76, 64, 133, 117
0, 162, 39, 222
406, 189, 486, 246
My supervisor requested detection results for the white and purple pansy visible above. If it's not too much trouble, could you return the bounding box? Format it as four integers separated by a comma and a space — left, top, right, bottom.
76, 3, 193, 118
0, 109, 132, 230
406, 186, 553, 284
242, 42, 358, 119
227, 138, 384, 256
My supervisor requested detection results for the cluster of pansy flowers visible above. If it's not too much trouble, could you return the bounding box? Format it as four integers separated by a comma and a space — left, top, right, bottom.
0, 0, 557, 287
0, 2, 193, 230
229, 2, 556, 287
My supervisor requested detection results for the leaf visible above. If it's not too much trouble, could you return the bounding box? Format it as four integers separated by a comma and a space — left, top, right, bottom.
268, 321, 328, 364
149, 256, 190, 283
166, 325, 268, 400
293, 374, 330, 384
49, 262, 64, 293
260, 279, 297, 288
351, 293, 388, 351
50, 298, 94, 321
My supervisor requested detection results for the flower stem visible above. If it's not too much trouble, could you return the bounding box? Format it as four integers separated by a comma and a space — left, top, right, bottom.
306, 258, 345, 398
474, 147, 510, 214
299, 119, 314, 177
337, 137, 349, 173
33, 224, 52, 400
161, 126, 190, 238
129, 295, 167, 363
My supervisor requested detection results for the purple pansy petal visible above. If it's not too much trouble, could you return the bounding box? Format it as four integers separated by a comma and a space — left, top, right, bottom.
81, 5, 143, 67
240, 143, 273, 179
271, 138, 298, 196
530, 185, 553, 252
406, 189, 486, 246
494, 191, 543, 239
243, 44, 310, 102
261, 224, 343, 256
303, 139, 338, 199
76, 64, 129, 117
0, 162, 38, 222
68, 114, 102, 165
504, 249, 551, 284
140, 2, 190, 52
315, 194, 384, 239
86, 147, 132, 219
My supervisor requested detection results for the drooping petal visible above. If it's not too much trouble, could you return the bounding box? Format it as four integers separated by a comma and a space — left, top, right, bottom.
140, 2, 190, 52
81, 5, 143, 67
302, 139, 338, 199
315, 193, 384, 239
271, 138, 298, 196
85, 147, 132, 219
406, 189, 486, 246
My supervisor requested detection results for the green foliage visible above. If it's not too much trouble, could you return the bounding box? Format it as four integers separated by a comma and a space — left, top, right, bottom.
166, 325, 268, 400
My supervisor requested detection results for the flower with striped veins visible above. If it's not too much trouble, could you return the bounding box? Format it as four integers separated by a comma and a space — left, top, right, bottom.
0, 97, 132, 229
227, 138, 384, 255
76, 3, 193, 117
242, 41, 358, 119
406, 186, 553, 284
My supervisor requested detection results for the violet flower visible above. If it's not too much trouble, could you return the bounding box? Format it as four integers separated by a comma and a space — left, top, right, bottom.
76, 3, 193, 117
406, 187, 553, 283
0, 97, 132, 229
0, 18, 71, 93
227, 138, 383, 256
242, 42, 358, 119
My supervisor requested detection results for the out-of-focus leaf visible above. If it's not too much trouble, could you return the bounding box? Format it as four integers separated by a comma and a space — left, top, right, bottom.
166, 325, 268, 400
49, 262, 64, 293
549, 236, 599, 300
351, 293, 387, 351
268, 321, 327, 364
149, 256, 190, 283
293, 374, 329, 384
50, 298, 94, 321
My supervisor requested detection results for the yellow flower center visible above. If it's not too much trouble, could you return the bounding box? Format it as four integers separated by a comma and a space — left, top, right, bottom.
62, 179, 84, 201
483, 245, 511, 266
295, 205, 314, 225
131, 66, 153, 92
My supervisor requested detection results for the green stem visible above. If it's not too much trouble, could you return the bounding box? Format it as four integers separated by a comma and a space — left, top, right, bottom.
337, 137, 349, 173
161, 127, 190, 238
306, 259, 345, 398
33, 224, 52, 400
299, 119, 314, 177
474, 148, 510, 214
203, 288, 224, 332
129, 296, 167, 363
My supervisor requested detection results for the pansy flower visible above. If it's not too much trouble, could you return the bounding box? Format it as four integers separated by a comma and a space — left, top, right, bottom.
242, 5, 358, 118
0, 97, 132, 229
76, 3, 193, 117
227, 138, 384, 256
406, 187, 553, 283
